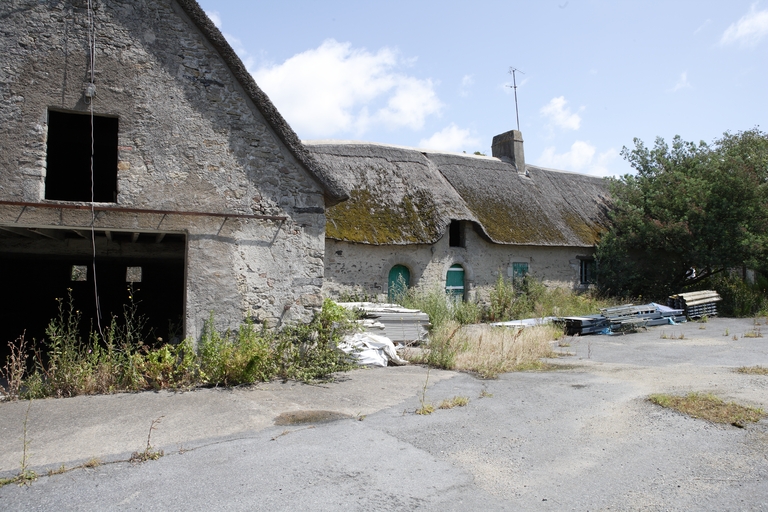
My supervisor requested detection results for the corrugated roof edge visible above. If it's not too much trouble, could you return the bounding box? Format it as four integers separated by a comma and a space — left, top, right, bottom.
175, 0, 349, 205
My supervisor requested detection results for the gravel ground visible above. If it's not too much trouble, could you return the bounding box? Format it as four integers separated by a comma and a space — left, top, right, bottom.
1, 317, 767, 511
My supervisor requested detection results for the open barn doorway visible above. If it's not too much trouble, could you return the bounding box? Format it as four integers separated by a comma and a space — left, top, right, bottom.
0, 227, 185, 364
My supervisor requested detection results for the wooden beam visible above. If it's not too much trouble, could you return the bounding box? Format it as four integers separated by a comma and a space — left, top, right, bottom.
0, 226, 35, 238
29, 228, 66, 241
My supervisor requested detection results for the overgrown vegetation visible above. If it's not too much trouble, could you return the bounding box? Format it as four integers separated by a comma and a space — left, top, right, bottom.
395, 276, 600, 377
648, 392, 766, 427
597, 129, 768, 309
0, 293, 357, 401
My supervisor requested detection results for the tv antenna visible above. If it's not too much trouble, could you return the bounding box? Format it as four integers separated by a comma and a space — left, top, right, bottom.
507, 67, 525, 131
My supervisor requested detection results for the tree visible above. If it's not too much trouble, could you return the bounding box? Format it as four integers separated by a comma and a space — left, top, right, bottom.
596, 129, 768, 299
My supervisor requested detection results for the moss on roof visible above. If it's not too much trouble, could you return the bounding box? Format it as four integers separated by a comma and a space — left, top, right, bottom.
326, 189, 442, 245
307, 143, 611, 247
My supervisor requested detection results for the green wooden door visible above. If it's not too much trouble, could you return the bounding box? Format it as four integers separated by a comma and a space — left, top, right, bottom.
445, 264, 465, 300
388, 265, 411, 302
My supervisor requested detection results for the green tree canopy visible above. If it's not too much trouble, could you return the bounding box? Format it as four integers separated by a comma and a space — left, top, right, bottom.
596, 128, 768, 299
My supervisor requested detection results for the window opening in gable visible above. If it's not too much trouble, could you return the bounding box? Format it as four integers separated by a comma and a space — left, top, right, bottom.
45, 110, 118, 202
71, 265, 88, 282
449, 220, 465, 248
126, 266, 142, 283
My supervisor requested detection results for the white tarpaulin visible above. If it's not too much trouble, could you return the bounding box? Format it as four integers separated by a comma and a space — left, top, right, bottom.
339, 332, 408, 367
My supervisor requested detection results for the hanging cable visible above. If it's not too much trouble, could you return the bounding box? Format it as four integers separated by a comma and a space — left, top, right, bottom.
86, 0, 104, 339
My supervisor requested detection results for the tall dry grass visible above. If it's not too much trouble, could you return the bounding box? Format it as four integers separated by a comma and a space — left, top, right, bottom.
405, 321, 562, 378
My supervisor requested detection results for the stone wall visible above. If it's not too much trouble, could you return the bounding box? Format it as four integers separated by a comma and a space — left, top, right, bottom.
324, 223, 595, 302
0, 0, 327, 338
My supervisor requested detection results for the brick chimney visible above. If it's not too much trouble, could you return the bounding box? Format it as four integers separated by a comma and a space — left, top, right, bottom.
492, 130, 526, 174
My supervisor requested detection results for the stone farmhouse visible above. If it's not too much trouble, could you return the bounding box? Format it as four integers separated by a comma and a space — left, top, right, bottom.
0, 0, 611, 352
0, 0, 347, 346
308, 130, 611, 303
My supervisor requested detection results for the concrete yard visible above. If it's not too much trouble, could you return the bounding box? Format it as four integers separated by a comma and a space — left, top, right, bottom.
1, 317, 768, 511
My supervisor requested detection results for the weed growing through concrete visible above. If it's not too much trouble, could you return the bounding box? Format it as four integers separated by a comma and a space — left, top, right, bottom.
0, 400, 37, 488
736, 366, 768, 375
479, 389, 493, 398
130, 416, 165, 463
743, 328, 763, 338
648, 392, 766, 428
724, 329, 730, 336
733, 334, 739, 341
415, 368, 434, 415
438, 396, 469, 409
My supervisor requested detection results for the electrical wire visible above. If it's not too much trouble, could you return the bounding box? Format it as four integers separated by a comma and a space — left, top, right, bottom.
87, 0, 104, 338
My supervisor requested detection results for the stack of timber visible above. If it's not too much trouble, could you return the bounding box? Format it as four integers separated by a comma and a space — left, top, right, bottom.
558, 303, 685, 336
667, 290, 721, 318
338, 302, 431, 343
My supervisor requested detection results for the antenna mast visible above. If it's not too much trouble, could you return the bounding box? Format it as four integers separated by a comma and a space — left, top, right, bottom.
508, 67, 525, 131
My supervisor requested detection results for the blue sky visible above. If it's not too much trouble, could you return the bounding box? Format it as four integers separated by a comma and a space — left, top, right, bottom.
197, 1, 768, 176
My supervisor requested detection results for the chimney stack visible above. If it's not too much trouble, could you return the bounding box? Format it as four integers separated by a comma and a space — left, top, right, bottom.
492, 130, 526, 174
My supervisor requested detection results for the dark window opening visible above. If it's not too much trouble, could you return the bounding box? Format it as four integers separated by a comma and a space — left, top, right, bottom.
45, 110, 119, 202
449, 220, 465, 248
580, 259, 596, 285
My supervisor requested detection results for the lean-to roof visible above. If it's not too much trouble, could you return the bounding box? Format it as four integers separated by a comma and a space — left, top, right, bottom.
176, 0, 348, 204
306, 142, 611, 247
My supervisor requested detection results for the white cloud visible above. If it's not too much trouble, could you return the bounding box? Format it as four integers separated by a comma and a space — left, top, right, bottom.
205, 10, 222, 29
418, 123, 480, 153
459, 75, 474, 97
670, 71, 691, 92
540, 96, 582, 131
721, 5, 768, 46
537, 142, 619, 176
252, 39, 442, 138
694, 19, 711, 34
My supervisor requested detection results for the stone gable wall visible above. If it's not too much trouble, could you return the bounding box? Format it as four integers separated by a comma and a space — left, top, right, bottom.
0, 0, 327, 337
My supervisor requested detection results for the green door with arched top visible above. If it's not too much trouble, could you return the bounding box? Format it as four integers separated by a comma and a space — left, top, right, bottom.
388, 265, 411, 302
446, 264, 465, 300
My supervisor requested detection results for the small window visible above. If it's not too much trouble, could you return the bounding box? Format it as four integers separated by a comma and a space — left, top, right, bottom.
449, 220, 465, 248
71, 265, 87, 282
510, 262, 529, 280
580, 259, 596, 285
45, 110, 118, 202
126, 266, 142, 283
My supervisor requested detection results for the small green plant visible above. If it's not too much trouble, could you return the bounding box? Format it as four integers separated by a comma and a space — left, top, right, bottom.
130, 416, 165, 463
415, 368, 434, 415
743, 328, 763, 338
479, 389, 493, 398
724, 328, 729, 336
648, 392, 765, 427
736, 366, 768, 375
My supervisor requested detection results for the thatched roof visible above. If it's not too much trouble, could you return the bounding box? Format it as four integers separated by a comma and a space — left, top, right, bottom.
306, 142, 611, 247
175, 0, 348, 204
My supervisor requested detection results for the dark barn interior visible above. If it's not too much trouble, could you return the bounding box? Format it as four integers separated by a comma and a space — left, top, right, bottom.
0, 228, 185, 364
